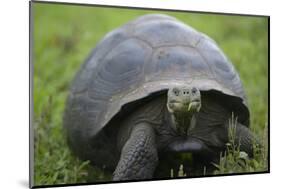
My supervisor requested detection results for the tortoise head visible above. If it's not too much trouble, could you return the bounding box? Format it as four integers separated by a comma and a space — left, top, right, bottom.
167, 86, 201, 135
167, 86, 201, 113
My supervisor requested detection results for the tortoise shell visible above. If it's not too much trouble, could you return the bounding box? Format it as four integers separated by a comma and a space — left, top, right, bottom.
64, 14, 249, 163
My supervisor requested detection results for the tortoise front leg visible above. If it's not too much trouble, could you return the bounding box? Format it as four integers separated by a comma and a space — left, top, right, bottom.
113, 123, 158, 181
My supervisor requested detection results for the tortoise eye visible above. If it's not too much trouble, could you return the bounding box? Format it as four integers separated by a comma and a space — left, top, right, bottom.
192, 88, 197, 94
173, 88, 180, 96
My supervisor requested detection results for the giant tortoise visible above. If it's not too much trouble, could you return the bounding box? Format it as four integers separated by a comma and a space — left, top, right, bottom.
64, 14, 257, 181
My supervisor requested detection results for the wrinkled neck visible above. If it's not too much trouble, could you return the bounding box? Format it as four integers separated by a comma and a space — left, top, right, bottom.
175, 111, 193, 125
175, 111, 194, 132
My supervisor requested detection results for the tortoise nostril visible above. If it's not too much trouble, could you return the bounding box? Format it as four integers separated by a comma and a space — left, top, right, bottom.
182, 90, 189, 95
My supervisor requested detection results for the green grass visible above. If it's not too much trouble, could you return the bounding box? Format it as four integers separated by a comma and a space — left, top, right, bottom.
32, 2, 268, 186
212, 115, 268, 175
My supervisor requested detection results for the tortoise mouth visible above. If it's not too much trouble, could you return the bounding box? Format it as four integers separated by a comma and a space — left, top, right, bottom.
167, 98, 201, 113
192, 99, 200, 103
169, 97, 200, 104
